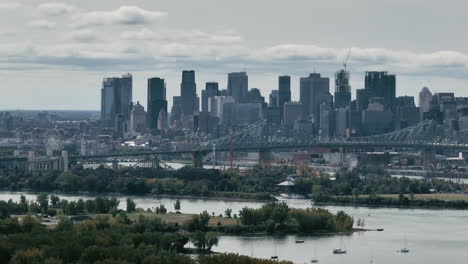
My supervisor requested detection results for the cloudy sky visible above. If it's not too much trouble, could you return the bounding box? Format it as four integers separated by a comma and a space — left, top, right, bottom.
1, 0, 468, 110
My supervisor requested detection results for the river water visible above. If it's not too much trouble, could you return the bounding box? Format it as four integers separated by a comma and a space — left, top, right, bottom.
1, 191, 467, 264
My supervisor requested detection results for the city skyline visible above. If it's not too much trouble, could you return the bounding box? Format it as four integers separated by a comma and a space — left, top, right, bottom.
2, 0, 468, 110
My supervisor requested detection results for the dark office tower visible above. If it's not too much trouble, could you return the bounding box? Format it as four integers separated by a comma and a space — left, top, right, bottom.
180, 70, 197, 115
247, 88, 265, 104
278, 76, 291, 107
269, 90, 279, 107
364, 71, 396, 110
201, 82, 219, 112
101, 73, 133, 131
356, 88, 372, 111
299, 73, 330, 121
334, 69, 351, 109
147, 77, 168, 130
228, 72, 248, 103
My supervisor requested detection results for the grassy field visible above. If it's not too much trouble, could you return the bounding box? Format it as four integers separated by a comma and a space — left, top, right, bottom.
348, 193, 468, 202
127, 212, 240, 226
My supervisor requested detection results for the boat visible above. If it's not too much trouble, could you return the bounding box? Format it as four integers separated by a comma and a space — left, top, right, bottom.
296, 240, 305, 243
377, 228, 384, 231
333, 249, 347, 254
333, 237, 347, 254
271, 241, 278, 259
311, 248, 318, 263
400, 235, 410, 253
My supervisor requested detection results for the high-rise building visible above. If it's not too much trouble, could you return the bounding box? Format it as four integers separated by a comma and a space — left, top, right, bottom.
334, 69, 351, 109
356, 88, 372, 112
299, 73, 331, 123
171, 96, 183, 128
419, 87, 433, 114
278, 75, 291, 108
180, 70, 197, 115
396, 96, 415, 108
101, 73, 133, 132
228, 72, 248, 103
266, 106, 282, 127
157, 109, 168, 131
319, 103, 333, 137
283, 102, 303, 128
247, 88, 265, 104
269, 90, 279, 107
335, 108, 348, 137
213, 96, 235, 124
147, 77, 167, 130
201, 82, 219, 112
364, 71, 396, 111
130, 102, 147, 133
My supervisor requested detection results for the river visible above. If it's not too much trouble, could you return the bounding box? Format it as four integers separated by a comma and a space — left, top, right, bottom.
1, 191, 467, 264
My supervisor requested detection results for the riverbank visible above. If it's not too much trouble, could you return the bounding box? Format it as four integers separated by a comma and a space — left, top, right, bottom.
314, 193, 468, 209
0, 188, 275, 202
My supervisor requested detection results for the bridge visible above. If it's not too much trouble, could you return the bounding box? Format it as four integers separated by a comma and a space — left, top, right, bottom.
66, 119, 468, 169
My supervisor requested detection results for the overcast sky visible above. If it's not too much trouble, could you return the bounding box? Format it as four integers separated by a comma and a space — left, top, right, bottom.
1, 0, 468, 110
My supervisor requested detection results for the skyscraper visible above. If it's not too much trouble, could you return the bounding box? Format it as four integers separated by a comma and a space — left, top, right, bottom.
227, 72, 248, 103
364, 71, 396, 110
269, 90, 279, 107
147, 77, 167, 130
101, 73, 133, 132
201, 82, 219, 112
130, 102, 147, 133
419, 87, 433, 113
278, 76, 291, 108
334, 69, 351, 109
181, 70, 197, 115
299, 73, 331, 122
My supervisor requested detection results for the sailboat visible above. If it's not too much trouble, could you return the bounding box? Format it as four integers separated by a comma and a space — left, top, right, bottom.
333, 237, 347, 254
400, 235, 410, 253
271, 240, 278, 259
311, 248, 318, 263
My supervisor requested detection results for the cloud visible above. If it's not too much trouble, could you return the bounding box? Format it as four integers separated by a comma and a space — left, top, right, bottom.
69, 29, 98, 42
29, 20, 57, 30
38, 2, 76, 16
121, 28, 244, 45
0, 2, 22, 10
74, 6, 167, 27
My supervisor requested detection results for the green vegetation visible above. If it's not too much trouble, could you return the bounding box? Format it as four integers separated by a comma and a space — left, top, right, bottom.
0, 165, 289, 199
289, 167, 468, 208
0, 194, 342, 263
238, 202, 353, 233
199, 253, 293, 264
0, 213, 194, 264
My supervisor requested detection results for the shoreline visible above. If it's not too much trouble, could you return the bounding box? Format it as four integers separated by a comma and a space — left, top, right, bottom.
0, 188, 274, 203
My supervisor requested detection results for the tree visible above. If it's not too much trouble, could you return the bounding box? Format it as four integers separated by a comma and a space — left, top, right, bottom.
224, 208, 232, 218
174, 200, 181, 212
36, 193, 49, 214
126, 198, 136, 212
56, 217, 74, 232
9, 248, 45, 264
50, 195, 60, 207
191, 231, 207, 251
205, 232, 219, 251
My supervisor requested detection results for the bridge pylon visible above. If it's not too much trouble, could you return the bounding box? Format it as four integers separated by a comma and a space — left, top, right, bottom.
192, 151, 204, 168
259, 149, 272, 164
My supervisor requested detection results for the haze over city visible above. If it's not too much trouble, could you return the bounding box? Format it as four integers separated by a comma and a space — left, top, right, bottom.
2, 0, 468, 110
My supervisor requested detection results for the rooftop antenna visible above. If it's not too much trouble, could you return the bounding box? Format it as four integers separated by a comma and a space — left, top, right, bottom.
343, 48, 352, 71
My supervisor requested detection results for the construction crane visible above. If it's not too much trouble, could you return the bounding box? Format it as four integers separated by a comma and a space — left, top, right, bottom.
343, 48, 352, 71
